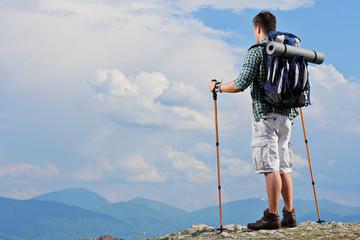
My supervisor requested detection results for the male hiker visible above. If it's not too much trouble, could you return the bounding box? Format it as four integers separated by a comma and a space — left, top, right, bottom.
209, 11, 297, 230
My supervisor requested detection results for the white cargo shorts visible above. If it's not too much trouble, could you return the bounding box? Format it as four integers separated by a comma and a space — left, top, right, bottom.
251, 113, 294, 174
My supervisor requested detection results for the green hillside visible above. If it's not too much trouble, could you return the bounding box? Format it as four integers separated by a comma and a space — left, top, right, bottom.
33, 188, 111, 210
0, 188, 359, 240
0, 197, 135, 240
129, 197, 188, 217
94, 199, 189, 237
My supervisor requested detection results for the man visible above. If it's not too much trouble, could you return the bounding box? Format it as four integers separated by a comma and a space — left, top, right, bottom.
209, 11, 297, 230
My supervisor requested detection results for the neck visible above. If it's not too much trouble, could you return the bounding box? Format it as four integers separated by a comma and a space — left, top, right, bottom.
257, 34, 268, 43
260, 35, 268, 41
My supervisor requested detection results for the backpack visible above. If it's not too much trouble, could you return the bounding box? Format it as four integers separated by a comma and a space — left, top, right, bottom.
249, 31, 310, 108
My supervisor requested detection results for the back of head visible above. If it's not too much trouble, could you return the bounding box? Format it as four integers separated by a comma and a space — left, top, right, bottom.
253, 11, 276, 36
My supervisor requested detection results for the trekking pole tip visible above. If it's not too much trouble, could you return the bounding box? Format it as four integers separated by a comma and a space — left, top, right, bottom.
316, 219, 325, 224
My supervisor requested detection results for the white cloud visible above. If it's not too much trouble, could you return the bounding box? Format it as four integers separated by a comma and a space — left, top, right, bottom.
0, 0, 241, 96
73, 155, 166, 183
4, 189, 41, 200
187, 171, 213, 184
165, 147, 210, 171
164, 146, 213, 183
328, 159, 335, 166
173, 0, 315, 13
292, 154, 318, 178
2, 0, 315, 15
159, 81, 209, 108
128, 166, 166, 183
5, 0, 354, 207
293, 154, 308, 169
306, 64, 360, 133
123, 155, 166, 183
88, 69, 214, 130
171, 106, 213, 130
189, 142, 213, 156
1, 0, 248, 136
79, 124, 115, 158
221, 148, 236, 157
73, 157, 113, 181
123, 155, 152, 172
221, 157, 252, 177
0, 0, 41, 12
0, 163, 60, 178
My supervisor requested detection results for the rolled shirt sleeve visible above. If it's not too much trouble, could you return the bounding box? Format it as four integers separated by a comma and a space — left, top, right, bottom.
234, 48, 260, 92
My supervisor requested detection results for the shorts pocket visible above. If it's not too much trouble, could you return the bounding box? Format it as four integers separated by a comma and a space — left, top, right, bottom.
288, 142, 294, 168
251, 138, 270, 171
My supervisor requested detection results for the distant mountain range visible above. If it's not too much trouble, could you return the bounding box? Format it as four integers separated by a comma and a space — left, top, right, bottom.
33, 188, 111, 210
0, 188, 358, 240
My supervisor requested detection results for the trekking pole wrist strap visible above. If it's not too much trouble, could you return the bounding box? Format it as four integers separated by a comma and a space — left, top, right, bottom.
214, 83, 222, 93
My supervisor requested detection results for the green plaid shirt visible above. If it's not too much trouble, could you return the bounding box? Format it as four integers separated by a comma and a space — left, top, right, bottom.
234, 38, 299, 122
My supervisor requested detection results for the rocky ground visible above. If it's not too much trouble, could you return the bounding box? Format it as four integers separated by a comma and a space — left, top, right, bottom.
78, 221, 360, 240
155, 221, 360, 240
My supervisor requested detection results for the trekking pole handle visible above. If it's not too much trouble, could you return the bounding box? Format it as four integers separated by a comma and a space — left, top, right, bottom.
211, 79, 223, 100
211, 79, 218, 100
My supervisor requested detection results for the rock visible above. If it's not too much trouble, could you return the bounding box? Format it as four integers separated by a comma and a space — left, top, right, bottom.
76, 236, 123, 240
322, 222, 333, 228
298, 221, 312, 227
220, 232, 230, 237
309, 221, 319, 226
191, 224, 208, 231
100, 236, 122, 240
246, 231, 258, 237
336, 221, 344, 227
259, 229, 276, 234
82, 221, 360, 240
205, 226, 216, 231
223, 224, 243, 231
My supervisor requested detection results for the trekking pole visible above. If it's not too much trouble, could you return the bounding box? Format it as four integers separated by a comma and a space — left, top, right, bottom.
211, 79, 223, 232
299, 108, 325, 224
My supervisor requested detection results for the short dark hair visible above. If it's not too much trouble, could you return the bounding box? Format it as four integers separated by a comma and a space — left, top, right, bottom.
253, 11, 276, 36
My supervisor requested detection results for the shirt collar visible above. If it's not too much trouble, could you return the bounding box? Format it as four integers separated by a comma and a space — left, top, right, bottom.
260, 38, 269, 44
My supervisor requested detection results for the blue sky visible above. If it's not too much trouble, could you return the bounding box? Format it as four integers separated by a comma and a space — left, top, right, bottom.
0, 0, 359, 211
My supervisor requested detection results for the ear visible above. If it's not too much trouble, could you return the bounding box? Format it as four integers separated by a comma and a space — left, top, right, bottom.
255, 25, 261, 34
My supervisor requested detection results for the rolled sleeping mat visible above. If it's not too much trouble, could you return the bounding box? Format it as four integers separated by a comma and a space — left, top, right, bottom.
266, 41, 325, 65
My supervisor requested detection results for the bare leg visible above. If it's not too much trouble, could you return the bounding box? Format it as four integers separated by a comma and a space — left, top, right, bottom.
265, 171, 282, 215
281, 173, 293, 211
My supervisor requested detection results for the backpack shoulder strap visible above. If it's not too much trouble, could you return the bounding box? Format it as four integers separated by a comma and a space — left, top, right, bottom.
248, 43, 266, 51
269, 31, 300, 41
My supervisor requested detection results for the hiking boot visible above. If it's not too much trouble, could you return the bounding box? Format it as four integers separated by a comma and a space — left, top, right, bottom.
281, 207, 297, 228
247, 209, 281, 230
